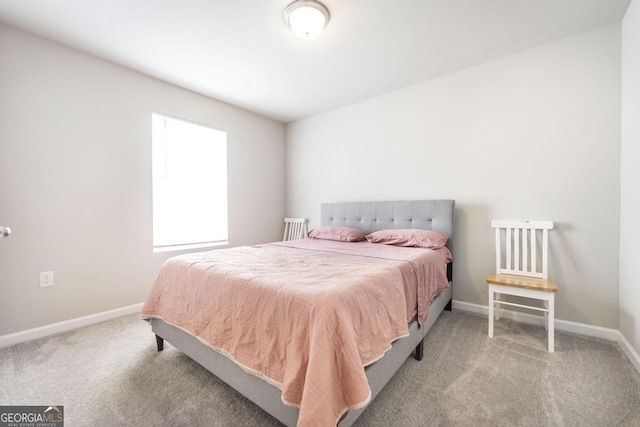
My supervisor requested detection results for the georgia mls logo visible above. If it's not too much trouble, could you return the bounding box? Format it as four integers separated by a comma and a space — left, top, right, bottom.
0, 405, 64, 426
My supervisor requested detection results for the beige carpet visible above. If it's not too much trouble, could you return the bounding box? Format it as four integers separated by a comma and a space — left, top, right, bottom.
1, 310, 639, 426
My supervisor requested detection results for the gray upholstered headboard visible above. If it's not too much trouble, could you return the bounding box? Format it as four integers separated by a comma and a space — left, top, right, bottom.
320, 200, 455, 255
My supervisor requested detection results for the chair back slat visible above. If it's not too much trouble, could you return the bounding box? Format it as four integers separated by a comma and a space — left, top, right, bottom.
283, 217, 308, 241
495, 227, 501, 272
506, 228, 512, 272
491, 220, 553, 279
514, 228, 520, 271
522, 228, 528, 272
542, 228, 549, 278
531, 228, 537, 275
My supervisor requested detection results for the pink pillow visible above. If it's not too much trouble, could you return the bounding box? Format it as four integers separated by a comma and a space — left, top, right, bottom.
365, 229, 448, 249
308, 226, 367, 242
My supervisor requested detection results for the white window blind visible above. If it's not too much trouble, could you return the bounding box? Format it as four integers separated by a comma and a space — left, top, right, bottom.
152, 113, 228, 252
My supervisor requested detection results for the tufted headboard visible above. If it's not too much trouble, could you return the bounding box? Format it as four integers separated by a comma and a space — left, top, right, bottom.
320, 200, 455, 255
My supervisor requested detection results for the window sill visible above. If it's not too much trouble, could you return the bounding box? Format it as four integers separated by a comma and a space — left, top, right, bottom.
153, 241, 228, 253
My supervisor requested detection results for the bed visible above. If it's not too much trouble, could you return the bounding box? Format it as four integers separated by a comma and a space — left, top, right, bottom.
142, 199, 454, 426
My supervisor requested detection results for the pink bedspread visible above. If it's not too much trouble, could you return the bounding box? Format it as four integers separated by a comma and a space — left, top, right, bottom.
141, 240, 451, 426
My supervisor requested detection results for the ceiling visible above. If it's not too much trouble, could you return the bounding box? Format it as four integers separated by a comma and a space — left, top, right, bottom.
0, 0, 631, 123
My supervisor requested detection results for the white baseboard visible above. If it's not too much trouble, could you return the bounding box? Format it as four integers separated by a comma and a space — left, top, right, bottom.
0, 303, 144, 348
618, 332, 640, 374
452, 300, 619, 341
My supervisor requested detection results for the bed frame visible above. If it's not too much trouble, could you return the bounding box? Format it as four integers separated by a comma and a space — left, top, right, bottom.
151, 199, 455, 426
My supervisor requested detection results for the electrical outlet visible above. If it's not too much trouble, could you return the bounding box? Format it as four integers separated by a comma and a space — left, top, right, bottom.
40, 271, 54, 288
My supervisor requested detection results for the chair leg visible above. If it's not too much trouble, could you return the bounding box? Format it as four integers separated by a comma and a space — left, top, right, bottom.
495, 292, 500, 320
488, 286, 494, 338
544, 301, 549, 331
548, 295, 555, 353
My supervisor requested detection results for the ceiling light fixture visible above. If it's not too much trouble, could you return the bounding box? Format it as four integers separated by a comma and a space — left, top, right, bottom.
284, 0, 330, 40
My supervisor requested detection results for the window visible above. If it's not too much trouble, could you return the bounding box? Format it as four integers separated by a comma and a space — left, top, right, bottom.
151, 113, 228, 252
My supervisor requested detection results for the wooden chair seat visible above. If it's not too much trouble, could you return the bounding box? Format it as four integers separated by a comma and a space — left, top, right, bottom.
486, 273, 558, 293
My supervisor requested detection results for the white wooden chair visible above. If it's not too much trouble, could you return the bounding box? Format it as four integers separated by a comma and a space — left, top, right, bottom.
486, 220, 558, 352
283, 218, 308, 241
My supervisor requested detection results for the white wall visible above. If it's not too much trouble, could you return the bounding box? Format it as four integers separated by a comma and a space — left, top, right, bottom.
286, 25, 621, 329
0, 24, 286, 335
620, 0, 640, 355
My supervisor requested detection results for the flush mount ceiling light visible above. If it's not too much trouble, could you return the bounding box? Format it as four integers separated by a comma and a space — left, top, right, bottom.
284, 0, 330, 40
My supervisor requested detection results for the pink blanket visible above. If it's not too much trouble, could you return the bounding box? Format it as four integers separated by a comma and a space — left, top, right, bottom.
141, 240, 451, 426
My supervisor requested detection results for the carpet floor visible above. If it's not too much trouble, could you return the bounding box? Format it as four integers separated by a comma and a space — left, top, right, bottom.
1, 310, 639, 426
